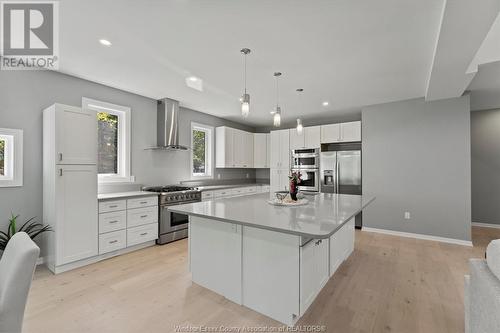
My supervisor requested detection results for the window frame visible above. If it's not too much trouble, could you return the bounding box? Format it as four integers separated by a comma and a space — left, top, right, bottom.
82, 97, 132, 184
0, 128, 23, 187
191, 122, 214, 179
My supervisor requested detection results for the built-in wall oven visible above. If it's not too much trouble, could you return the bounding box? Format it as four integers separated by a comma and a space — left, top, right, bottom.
291, 148, 320, 192
292, 168, 319, 192
291, 148, 320, 169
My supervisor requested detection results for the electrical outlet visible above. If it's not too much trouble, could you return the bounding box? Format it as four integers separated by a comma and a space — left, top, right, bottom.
404, 212, 411, 220
217, 173, 221, 180
246, 173, 249, 179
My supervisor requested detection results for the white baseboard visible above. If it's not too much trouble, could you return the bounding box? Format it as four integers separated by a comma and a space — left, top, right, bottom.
362, 227, 473, 247
472, 222, 500, 229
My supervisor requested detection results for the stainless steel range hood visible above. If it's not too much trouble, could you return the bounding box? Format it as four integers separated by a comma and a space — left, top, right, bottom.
148, 98, 189, 151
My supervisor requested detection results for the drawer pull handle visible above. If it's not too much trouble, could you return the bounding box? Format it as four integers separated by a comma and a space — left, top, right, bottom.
109, 220, 118, 224
140, 232, 148, 236
140, 215, 148, 218
109, 240, 118, 244
109, 205, 118, 208
140, 201, 148, 204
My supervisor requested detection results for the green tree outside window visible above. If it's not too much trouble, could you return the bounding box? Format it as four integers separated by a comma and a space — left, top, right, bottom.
0, 139, 4, 176
192, 129, 206, 174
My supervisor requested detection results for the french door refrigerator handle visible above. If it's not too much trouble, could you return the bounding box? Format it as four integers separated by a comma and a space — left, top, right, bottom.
335, 161, 340, 193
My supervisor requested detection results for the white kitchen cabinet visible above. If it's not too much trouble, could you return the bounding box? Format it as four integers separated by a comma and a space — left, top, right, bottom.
254, 133, 270, 168
216, 126, 235, 168
341, 121, 361, 142
270, 129, 290, 169
304, 126, 321, 148
321, 121, 361, 143
127, 223, 158, 247
216, 127, 254, 168
270, 169, 290, 193
289, 129, 305, 150
329, 219, 355, 277
290, 126, 321, 149
44, 104, 98, 165
321, 123, 341, 143
99, 230, 126, 254
54, 164, 98, 265
300, 238, 329, 315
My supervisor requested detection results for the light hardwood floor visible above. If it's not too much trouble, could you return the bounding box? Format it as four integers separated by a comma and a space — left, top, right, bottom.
24, 227, 500, 333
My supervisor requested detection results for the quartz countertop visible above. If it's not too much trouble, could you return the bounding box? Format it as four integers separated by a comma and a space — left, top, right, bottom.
169, 193, 375, 239
196, 183, 270, 191
98, 191, 159, 200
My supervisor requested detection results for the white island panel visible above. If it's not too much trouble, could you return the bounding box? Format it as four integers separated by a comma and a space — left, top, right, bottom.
242, 227, 300, 326
190, 217, 242, 304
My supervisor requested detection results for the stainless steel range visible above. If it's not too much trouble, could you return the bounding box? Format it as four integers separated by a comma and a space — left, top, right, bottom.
141, 185, 201, 244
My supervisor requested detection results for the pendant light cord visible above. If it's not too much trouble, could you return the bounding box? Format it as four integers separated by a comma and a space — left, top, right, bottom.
244, 54, 247, 94
276, 75, 279, 109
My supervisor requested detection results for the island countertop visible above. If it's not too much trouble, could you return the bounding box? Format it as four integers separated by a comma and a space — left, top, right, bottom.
169, 193, 375, 239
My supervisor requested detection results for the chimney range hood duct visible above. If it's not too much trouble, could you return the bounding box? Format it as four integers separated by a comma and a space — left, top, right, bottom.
148, 98, 189, 151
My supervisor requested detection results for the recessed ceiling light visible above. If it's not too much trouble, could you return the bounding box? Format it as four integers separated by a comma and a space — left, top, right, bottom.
99, 39, 112, 46
185, 76, 203, 91
322, 101, 329, 106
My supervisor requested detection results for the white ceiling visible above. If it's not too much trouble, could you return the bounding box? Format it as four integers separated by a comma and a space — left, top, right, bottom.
58, 0, 446, 126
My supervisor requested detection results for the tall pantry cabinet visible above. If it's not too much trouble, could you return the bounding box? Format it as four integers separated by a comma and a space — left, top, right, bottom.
43, 104, 98, 274
270, 129, 290, 193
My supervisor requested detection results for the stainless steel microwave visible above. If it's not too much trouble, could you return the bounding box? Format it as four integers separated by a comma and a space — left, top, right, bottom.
291, 148, 320, 169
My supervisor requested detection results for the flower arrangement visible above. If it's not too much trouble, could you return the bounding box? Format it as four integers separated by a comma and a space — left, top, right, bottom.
289, 171, 302, 201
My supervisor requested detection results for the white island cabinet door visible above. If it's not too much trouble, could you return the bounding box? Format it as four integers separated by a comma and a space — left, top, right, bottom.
190, 217, 242, 304
55, 104, 97, 165
300, 238, 329, 316
55, 164, 98, 265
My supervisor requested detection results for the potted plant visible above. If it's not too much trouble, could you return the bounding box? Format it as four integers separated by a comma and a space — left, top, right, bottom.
289, 171, 302, 201
0, 214, 52, 252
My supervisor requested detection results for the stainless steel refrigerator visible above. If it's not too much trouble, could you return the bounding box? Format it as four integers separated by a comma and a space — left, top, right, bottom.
320, 143, 363, 228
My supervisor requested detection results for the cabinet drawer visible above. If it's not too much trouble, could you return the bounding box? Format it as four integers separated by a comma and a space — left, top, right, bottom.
127, 223, 158, 247
99, 200, 126, 213
202, 191, 214, 200
127, 196, 158, 209
99, 210, 126, 234
127, 206, 158, 228
213, 189, 233, 198
99, 230, 126, 254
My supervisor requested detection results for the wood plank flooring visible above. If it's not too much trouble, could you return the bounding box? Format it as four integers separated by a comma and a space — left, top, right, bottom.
24, 226, 500, 333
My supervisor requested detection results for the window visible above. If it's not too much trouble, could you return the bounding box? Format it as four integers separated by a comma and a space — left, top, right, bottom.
82, 98, 132, 183
0, 128, 23, 187
191, 123, 213, 178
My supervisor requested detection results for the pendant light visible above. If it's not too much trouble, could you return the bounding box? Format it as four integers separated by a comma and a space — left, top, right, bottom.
296, 88, 304, 135
240, 48, 251, 118
273, 72, 282, 127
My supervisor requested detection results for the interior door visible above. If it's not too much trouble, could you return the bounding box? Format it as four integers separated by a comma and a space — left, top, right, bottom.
337, 151, 361, 195
55, 105, 97, 165
56, 164, 98, 265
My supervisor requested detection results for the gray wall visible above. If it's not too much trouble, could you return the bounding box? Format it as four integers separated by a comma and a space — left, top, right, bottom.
362, 96, 471, 241
471, 109, 500, 225
0, 70, 256, 240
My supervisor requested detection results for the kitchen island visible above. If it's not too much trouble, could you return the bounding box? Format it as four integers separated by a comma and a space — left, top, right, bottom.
169, 193, 375, 326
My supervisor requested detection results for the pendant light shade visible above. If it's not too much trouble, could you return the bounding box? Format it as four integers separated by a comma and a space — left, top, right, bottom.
273, 72, 282, 127
273, 106, 282, 127
296, 89, 304, 135
296, 118, 303, 135
240, 48, 251, 118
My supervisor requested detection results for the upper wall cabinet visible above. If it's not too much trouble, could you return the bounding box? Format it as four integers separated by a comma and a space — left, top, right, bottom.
290, 126, 321, 150
44, 104, 98, 165
270, 129, 290, 170
320, 121, 361, 143
254, 133, 270, 168
216, 126, 254, 168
